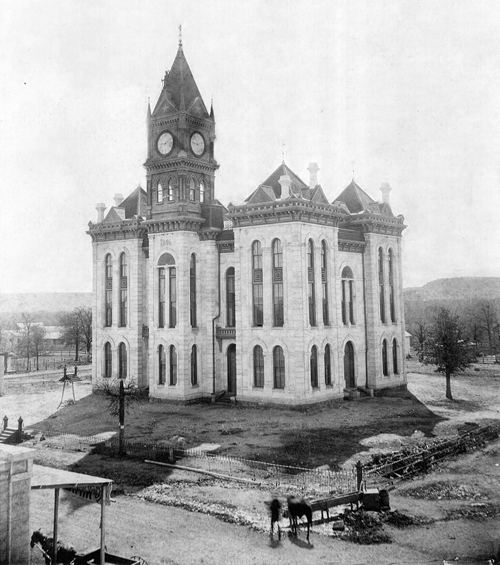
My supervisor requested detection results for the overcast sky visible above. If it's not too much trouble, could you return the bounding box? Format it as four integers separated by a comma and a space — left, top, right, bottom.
1, 0, 500, 293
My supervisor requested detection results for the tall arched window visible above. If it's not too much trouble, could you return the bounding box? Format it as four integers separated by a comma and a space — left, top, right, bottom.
119, 252, 128, 327
310, 345, 318, 388
273, 346, 285, 389
307, 239, 316, 326
118, 342, 127, 379
169, 345, 177, 385
157, 182, 163, 203
104, 342, 112, 378
191, 345, 198, 386
158, 253, 176, 328
253, 345, 264, 388
321, 240, 329, 325
199, 181, 205, 203
392, 338, 399, 374
190, 254, 197, 327
341, 267, 355, 325
167, 180, 174, 201
382, 339, 389, 376
189, 178, 196, 202
104, 254, 112, 327
272, 239, 284, 327
389, 249, 396, 323
158, 345, 166, 384
379, 248, 386, 323
324, 344, 332, 386
252, 241, 263, 326
226, 267, 235, 327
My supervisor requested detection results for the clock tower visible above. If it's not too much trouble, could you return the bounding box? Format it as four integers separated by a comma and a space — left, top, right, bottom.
144, 38, 222, 232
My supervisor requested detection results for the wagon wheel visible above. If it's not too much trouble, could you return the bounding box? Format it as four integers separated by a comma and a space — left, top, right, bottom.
130, 556, 148, 565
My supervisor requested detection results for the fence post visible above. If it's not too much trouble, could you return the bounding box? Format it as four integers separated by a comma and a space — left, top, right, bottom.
17, 417, 23, 443
3, 415, 8, 430
356, 461, 363, 492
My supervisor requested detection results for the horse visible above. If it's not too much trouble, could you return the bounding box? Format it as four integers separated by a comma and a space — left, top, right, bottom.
287, 496, 313, 542
30, 530, 77, 565
269, 498, 282, 539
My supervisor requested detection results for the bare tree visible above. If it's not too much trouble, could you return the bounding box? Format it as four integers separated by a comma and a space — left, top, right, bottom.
425, 308, 472, 400
75, 307, 92, 359
413, 320, 428, 362
59, 310, 81, 361
17, 313, 34, 371
31, 325, 46, 371
477, 300, 499, 354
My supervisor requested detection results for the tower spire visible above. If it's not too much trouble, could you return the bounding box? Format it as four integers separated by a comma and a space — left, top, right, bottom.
178, 24, 183, 48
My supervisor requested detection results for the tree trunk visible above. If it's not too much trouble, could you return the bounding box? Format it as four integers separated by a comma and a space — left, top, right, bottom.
36, 346, 39, 371
445, 371, 453, 400
119, 380, 125, 456
75, 335, 79, 362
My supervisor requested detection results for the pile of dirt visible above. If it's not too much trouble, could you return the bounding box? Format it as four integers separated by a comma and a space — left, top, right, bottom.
336, 510, 392, 545
380, 510, 432, 528
399, 480, 485, 501
444, 503, 499, 521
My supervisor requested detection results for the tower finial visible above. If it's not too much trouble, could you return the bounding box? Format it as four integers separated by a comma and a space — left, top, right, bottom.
281, 141, 286, 164
178, 24, 183, 47
351, 159, 355, 181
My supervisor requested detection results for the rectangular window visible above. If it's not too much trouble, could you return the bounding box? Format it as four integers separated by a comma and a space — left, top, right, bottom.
253, 283, 263, 326
349, 281, 355, 324
158, 268, 165, 328
341, 280, 347, 325
105, 288, 112, 327
273, 282, 284, 326
119, 288, 127, 327
226, 270, 236, 327
169, 267, 176, 328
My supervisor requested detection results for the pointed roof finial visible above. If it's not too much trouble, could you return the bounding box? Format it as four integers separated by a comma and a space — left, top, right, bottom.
351, 159, 355, 182
178, 24, 183, 48
281, 141, 286, 164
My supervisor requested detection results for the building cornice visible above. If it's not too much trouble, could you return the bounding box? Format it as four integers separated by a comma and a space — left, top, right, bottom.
228, 198, 349, 228
87, 218, 145, 242
144, 156, 219, 175
342, 213, 406, 236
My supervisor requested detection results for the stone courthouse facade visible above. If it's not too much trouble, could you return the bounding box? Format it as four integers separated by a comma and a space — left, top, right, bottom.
88, 41, 407, 405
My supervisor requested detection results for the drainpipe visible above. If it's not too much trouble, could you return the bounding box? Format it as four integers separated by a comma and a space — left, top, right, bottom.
212, 245, 221, 399
361, 248, 369, 389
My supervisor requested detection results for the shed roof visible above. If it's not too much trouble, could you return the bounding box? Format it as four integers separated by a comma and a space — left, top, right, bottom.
31, 464, 112, 490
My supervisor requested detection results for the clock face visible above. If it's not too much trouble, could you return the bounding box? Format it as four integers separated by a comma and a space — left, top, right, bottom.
157, 131, 173, 155
190, 132, 205, 156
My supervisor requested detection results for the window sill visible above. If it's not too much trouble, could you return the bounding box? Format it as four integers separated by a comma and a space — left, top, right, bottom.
252, 386, 264, 390
191, 383, 199, 388
272, 388, 285, 392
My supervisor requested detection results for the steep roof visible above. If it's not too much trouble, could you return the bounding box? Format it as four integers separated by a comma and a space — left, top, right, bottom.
119, 186, 148, 219
152, 45, 209, 118
333, 180, 375, 213
245, 162, 309, 203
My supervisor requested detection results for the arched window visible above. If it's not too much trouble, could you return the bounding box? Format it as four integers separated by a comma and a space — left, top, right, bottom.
118, 342, 127, 379
104, 254, 113, 327
104, 342, 112, 378
199, 181, 205, 203
190, 254, 197, 327
273, 346, 285, 389
382, 339, 389, 376
191, 345, 198, 386
253, 345, 264, 388
252, 241, 263, 326
392, 338, 399, 374
341, 267, 355, 325
324, 344, 332, 386
157, 182, 163, 203
169, 345, 177, 385
389, 249, 396, 323
226, 267, 235, 327
321, 240, 329, 325
307, 239, 316, 326
158, 253, 176, 328
158, 345, 166, 385
310, 345, 318, 388
272, 239, 284, 327
119, 252, 128, 327
167, 180, 174, 201
189, 178, 196, 202
379, 248, 386, 323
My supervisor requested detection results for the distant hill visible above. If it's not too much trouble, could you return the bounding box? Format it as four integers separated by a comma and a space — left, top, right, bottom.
0, 292, 92, 314
404, 277, 500, 302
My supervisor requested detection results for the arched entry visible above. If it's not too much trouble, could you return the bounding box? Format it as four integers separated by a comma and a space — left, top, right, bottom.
344, 341, 355, 388
227, 344, 237, 395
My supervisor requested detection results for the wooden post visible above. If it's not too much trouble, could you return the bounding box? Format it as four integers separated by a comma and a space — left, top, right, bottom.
53, 488, 60, 564
100, 485, 107, 565
17, 417, 23, 443
3, 415, 7, 430
356, 460, 363, 492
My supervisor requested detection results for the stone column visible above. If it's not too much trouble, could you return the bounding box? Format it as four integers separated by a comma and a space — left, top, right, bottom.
0, 445, 34, 565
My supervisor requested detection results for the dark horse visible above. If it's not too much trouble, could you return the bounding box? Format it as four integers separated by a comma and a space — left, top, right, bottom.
30, 530, 77, 565
269, 498, 282, 539
287, 496, 312, 542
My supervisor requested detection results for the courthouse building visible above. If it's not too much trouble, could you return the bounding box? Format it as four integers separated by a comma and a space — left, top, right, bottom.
88, 40, 407, 405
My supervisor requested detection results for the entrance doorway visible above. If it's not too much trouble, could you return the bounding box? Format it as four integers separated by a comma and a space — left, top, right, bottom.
227, 344, 237, 395
344, 341, 355, 388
